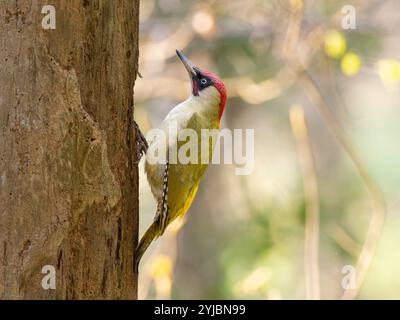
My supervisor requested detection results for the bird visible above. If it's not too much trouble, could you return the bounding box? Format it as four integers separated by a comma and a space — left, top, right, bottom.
135, 50, 227, 266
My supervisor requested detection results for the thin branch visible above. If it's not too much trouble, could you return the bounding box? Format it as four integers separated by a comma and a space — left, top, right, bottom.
282, 0, 386, 299
328, 224, 361, 258
299, 71, 386, 300
290, 105, 321, 300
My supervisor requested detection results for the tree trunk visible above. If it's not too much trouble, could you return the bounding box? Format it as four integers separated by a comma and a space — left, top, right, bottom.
0, 0, 140, 299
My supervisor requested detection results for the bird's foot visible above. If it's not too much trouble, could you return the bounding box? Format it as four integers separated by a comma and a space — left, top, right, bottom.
133, 120, 148, 162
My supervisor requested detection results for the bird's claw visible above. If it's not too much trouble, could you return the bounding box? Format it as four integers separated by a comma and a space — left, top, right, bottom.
133, 120, 148, 162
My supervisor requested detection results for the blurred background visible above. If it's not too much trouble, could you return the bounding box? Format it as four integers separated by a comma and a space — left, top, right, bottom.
136, 0, 400, 299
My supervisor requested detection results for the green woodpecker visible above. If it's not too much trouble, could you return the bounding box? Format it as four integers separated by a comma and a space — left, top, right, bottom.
135, 50, 227, 265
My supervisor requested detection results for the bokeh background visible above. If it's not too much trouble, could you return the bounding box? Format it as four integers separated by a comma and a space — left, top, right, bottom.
136, 0, 400, 299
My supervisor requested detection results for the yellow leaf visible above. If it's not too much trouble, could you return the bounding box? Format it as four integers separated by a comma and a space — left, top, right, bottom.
376, 59, 400, 87
150, 255, 173, 279
324, 30, 347, 59
341, 52, 361, 76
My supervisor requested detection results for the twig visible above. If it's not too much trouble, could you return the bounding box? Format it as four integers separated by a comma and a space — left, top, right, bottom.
299, 71, 386, 300
328, 224, 361, 258
290, 105, 321, 300
282, 0, 385, 300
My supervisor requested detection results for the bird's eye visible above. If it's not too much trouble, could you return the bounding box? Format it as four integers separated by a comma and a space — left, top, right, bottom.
201, 78, 208, 85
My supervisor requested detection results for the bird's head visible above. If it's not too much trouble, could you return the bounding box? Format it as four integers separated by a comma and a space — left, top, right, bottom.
176, 50, 227, 121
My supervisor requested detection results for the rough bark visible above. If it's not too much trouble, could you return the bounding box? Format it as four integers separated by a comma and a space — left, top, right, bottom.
0, 0, 140, 299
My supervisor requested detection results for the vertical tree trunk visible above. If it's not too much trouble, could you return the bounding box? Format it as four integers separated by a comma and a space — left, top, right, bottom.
0, 0, 140, 299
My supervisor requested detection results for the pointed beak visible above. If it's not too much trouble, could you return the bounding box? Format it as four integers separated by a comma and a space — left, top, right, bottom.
176, 50, 198, 78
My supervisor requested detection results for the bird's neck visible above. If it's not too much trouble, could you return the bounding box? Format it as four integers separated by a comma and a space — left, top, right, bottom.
192, 87, 224, 126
